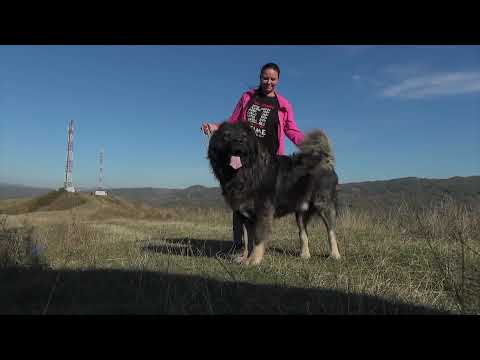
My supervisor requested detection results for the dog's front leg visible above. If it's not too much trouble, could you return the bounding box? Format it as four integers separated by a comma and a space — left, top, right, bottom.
245, 203, 273, 266
234, 222, 250, 264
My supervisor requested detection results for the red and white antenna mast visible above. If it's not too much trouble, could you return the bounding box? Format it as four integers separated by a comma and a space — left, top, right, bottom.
64, 120, 75, 192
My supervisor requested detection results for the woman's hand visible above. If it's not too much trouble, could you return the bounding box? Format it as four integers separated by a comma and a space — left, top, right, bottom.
201, 122, 219, 136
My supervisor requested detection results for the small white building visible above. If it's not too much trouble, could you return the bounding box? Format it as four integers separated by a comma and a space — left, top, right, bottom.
94, 190, 107, 196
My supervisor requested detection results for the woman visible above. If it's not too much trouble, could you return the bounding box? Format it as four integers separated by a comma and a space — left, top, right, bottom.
201, 62, 305, 251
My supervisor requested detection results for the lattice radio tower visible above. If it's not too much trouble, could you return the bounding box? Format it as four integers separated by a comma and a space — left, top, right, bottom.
64, 120, 75, 192
95, 148, 107, 196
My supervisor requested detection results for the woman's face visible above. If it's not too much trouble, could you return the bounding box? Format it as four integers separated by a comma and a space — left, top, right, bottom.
260, 68, 279, 96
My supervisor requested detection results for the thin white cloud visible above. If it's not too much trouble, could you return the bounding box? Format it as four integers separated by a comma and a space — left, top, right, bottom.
382, 63, 431, 79
381, 72, 480, 99
352, 74, 361, 81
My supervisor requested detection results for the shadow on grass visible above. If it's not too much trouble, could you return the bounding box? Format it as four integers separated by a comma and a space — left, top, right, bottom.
141, 237, 236, 258
267, 246, 331, 259
0, 265, 451, 315
141, 237, 330, 259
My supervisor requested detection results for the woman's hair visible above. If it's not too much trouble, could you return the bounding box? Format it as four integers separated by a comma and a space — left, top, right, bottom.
260, 62, 281, 78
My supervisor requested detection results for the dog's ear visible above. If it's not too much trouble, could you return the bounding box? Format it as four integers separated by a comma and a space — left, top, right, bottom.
240, 125, 259, 167
208, 133, 223, 162
208, 129, 231, 181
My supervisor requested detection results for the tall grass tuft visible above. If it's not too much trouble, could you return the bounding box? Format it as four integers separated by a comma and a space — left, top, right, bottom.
0, 215, 45, 268
337, 197, 479, 314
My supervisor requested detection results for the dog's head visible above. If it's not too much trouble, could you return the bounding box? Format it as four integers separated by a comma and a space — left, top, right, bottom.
208, 122, 258, 181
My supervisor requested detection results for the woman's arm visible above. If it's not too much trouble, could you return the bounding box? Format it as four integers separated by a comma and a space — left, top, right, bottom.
283, 103, 305, 146
201, 93, 246, 135
227, 94, 245, 124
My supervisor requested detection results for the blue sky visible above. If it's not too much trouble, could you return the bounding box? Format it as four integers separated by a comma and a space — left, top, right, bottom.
1, 45, 479, 189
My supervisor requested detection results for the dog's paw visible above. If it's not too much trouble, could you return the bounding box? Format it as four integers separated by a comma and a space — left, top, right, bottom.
300, 251, 311, 259
233, 255, 248, 264
243, 255, 263, 266
241, 257, 251, 266
329, 253, 341, 260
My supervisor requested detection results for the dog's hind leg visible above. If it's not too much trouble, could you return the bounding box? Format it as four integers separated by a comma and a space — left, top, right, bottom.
296, 209, 314, 259
318, 202, 341, 260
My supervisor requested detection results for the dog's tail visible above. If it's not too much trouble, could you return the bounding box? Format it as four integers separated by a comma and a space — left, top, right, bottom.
298, 130, 335, 169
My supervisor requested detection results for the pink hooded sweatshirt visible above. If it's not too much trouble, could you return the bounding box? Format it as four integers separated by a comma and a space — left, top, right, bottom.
227, 88, 304, 155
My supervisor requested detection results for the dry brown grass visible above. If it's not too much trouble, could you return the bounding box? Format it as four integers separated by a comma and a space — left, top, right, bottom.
0, 194, 478, 314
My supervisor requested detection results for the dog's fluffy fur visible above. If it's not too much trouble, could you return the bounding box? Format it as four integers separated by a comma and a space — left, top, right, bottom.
208, 121, 341, 265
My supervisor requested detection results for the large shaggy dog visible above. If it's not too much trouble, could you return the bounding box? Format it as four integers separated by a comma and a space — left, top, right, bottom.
208, 121, 341, 266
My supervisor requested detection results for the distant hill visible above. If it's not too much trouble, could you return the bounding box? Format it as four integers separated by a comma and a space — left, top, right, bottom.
109, 176, 480, 210
338, 176, 480, 210
0, 188, 157, 219
1, 176, 479, 211
0, 183, 53, 200
0, 189, 89, 214
109, 185, 224, 208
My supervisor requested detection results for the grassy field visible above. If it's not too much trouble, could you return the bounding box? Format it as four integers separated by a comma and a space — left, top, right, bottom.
0, 192, 478, 315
